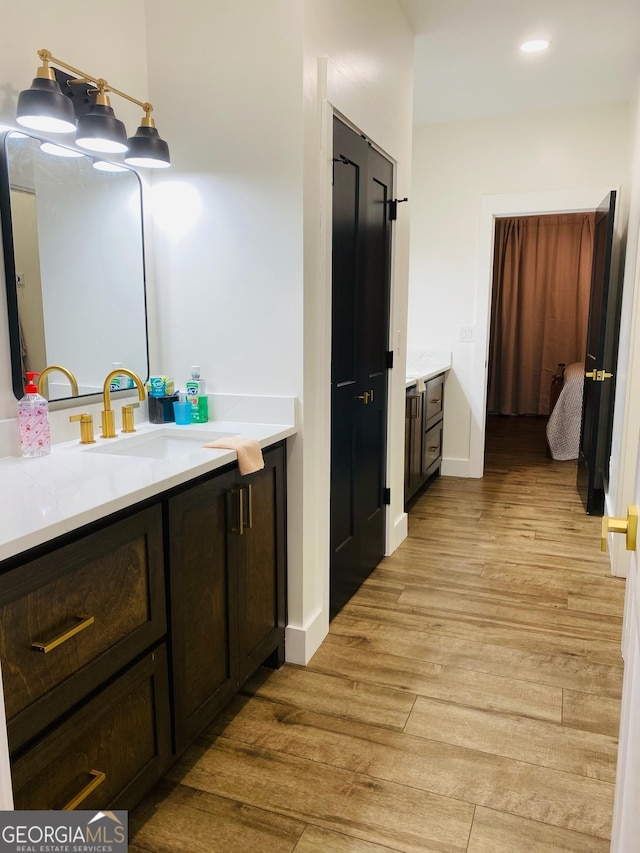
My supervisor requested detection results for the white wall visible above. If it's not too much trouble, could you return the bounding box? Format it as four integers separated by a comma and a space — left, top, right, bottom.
609, 75, 640, 577
144, 0, 414, 664
0, 0, 150, 420
408, 102, 632, 476
297, 0, 414, 661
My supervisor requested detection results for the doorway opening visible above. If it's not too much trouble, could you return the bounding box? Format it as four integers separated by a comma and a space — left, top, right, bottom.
485, 211, 595, 469
473, 187, 618, 480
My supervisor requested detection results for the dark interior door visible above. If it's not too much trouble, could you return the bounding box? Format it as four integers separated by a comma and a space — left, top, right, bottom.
577, 190, 620, 515
330, 117, 392, 618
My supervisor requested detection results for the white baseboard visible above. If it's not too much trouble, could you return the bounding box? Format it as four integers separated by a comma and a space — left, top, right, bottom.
285, 606, 328, 665
386, 511, 408, 556
441, 457, 472, 478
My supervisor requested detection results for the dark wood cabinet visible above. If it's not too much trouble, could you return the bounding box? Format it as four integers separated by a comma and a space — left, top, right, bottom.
12, 646, 171, 811
168, 443, 287, 753
168, 467, 237, 752
236, 448, 287, 682
405, 385, 424, 501
0, 506, 166, 755
0, 439, 288, 811
404, 374, 445, 505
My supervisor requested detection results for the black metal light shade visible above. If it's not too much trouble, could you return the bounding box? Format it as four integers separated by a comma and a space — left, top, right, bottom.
16, 50, 171, 170
124, 122, 171, 169
16, 75, 76, 134
75, 101, 128, 154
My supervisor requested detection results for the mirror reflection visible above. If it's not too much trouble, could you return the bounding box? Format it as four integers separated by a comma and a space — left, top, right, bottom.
0, 130, 149, 401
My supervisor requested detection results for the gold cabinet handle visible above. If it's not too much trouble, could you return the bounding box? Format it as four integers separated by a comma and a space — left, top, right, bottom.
31, 615, 95, 653
601, 505, 638, 552
63, 769, 106, 810
230, 487, 244, 535
354, 391, 370, 404
244, 484, 253, 530
407, 394, 420, 419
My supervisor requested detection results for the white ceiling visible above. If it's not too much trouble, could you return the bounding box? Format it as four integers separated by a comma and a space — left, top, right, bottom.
398, 0, 640, 125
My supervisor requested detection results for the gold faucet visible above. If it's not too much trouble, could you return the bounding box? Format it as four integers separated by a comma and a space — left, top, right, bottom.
37, 365, 79, 398
69, 413, 95, 444
101, 368, 145, 438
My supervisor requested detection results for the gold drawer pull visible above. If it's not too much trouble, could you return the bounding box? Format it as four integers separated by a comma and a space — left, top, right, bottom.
63, 769, 106, 811
429, 398, 441, 404
230, 488, 244, 535
244, 484, 253, 531
31, 615, 95, 654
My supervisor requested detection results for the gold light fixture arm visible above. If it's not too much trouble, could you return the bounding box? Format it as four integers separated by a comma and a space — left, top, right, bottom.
37, 48, 156, 118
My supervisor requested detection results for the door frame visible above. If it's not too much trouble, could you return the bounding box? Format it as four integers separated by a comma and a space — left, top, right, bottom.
472, 186, 620, 478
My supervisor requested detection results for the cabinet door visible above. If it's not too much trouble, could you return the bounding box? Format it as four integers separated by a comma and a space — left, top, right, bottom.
168, 469, 238, 753
236, 444, 286, 684
405, 388, 424, 500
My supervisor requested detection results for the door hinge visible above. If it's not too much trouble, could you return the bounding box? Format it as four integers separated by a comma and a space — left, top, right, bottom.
385, 350, 394, 369
388, 197, 408, 221
383, 488, 391, 505
585, 370, 613, 382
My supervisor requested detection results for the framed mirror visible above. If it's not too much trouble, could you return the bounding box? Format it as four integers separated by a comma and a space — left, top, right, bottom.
0, 130, 149, 401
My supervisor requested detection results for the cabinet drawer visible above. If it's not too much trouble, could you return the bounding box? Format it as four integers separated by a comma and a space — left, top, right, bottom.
425, 375, 444, 427
0, 506, 165, 751
12, 645, 171, 811
424, 421, 443, 477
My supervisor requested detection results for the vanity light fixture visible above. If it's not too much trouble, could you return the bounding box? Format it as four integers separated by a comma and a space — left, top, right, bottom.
93, 160, 128, 173
16, 49, 170, 168
40, 141, 84, 158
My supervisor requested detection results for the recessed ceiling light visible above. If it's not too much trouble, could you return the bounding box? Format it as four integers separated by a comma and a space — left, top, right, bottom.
520, 39, 550, 53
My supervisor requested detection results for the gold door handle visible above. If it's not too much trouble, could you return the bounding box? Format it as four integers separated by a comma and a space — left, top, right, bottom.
63, 770, 106, 810
601, 505, 638, 552
586, 370, 614, 382
355, 392, 370, 404
31, 615, 95, 653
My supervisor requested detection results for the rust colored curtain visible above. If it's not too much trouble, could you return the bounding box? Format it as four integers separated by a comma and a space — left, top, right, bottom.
488, 212, 595, 416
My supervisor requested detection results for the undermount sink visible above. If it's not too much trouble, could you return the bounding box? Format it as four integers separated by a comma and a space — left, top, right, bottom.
87, 429, 237, 460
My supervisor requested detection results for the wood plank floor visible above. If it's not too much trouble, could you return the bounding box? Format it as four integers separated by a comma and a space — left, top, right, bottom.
130, 415, 625, 853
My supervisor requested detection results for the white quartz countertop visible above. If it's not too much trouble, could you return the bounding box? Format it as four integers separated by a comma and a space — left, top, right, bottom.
0, 418, 295, 563
405, 351, 452, 387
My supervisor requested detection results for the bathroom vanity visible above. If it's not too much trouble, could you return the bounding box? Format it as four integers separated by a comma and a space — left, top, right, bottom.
404, 353, 451, 505
0, 413, 294, 811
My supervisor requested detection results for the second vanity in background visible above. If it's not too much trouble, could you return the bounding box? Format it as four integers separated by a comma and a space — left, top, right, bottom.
405, 352, 451, 506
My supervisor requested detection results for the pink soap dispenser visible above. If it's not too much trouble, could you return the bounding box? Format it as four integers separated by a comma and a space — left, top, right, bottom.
18, 372, 51, 457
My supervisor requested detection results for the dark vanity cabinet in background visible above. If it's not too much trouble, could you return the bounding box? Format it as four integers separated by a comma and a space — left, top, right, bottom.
404, 373, 445, 505
0, 441, 287, 810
